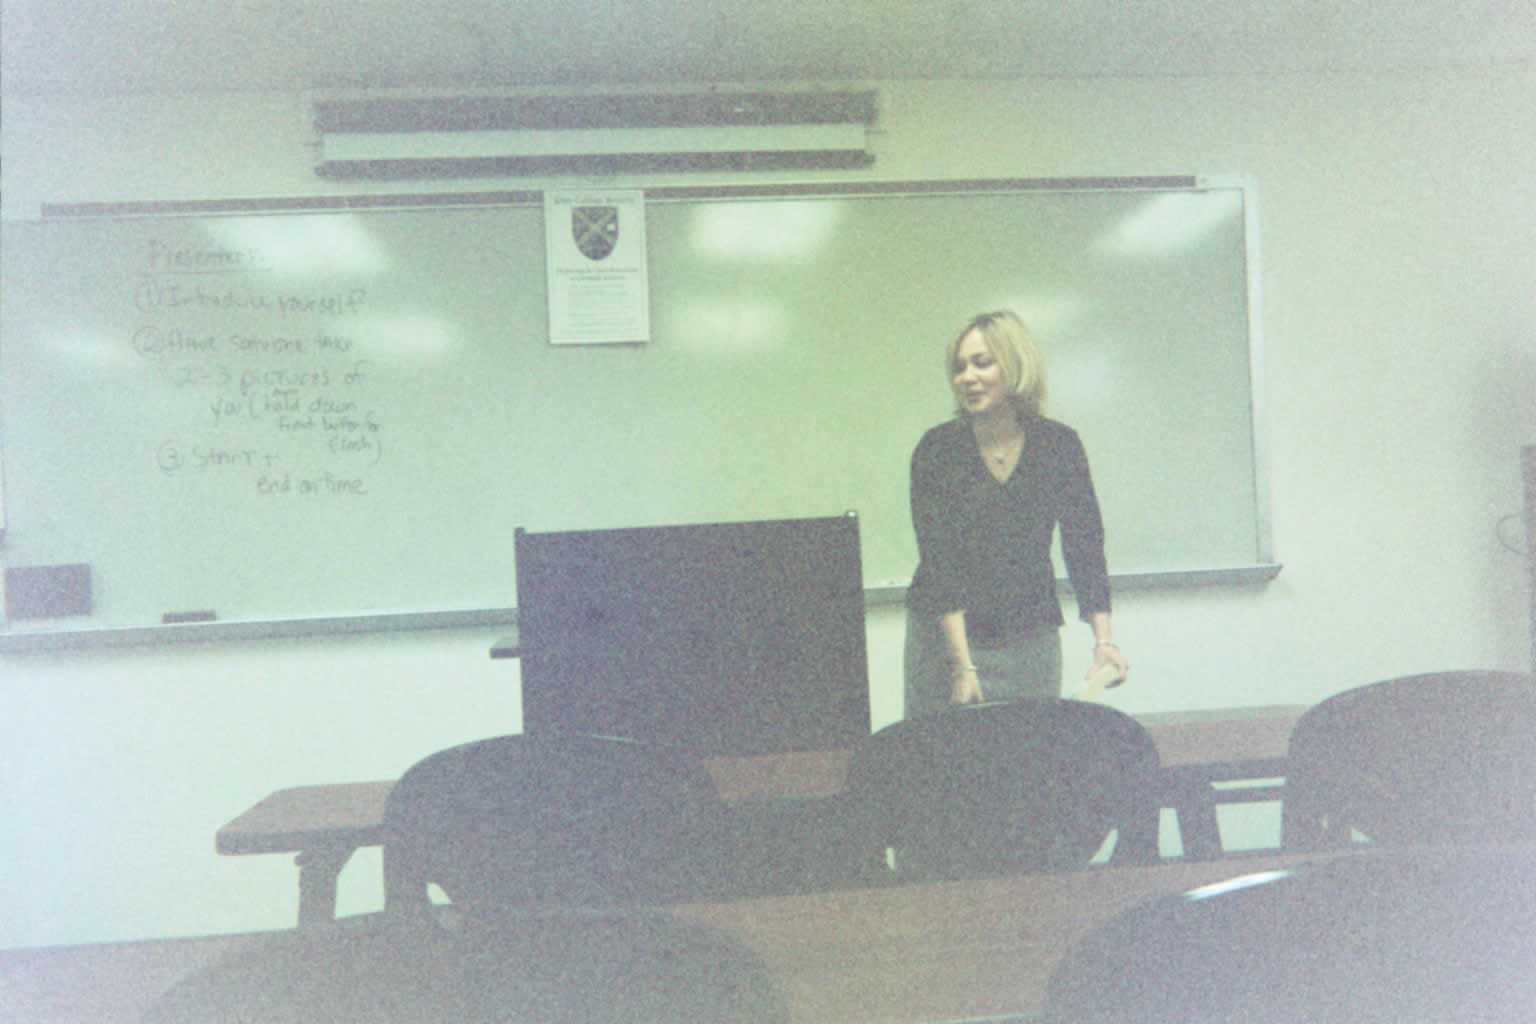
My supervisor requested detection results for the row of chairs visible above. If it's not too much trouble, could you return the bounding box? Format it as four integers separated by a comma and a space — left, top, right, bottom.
385, 667, 1536, 915
147, 669, 1535, 1022
383, 695, 1162, 917
144, 697, 1165, 1023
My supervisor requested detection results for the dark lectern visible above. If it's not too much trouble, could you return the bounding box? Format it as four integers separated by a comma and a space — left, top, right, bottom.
515, 515, 871, 756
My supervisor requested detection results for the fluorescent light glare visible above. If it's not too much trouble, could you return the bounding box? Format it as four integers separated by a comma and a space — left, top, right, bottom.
1098, 191, 1243, 255
690, 202, 843, 259
204, 217, 388, 275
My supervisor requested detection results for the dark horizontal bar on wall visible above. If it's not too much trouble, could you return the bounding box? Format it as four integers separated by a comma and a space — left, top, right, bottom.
38, 176, 1203, 220
312, 91, 880, 133
314, 149, 876, 180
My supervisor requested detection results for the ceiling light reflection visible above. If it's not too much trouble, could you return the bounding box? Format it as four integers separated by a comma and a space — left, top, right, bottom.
689, 201, 842, 259
203, 215, 388, 275
1097, 191, 1243, 256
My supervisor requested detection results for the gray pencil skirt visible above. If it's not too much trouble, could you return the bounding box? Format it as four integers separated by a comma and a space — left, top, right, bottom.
902, 607, 1063, 720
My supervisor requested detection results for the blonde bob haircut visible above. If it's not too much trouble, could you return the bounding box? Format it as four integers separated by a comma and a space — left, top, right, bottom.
946, 310, 1048, 418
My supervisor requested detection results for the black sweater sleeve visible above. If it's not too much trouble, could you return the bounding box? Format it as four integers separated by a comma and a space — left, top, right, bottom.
1055, 427, 1112, 620
907, 426, 969, 615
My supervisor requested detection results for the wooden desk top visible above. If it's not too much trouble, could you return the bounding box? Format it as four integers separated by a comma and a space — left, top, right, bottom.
1139, 704, 1300, 769
216, 706, 1304, 857
0, 932, 264, 1024
4, 853, 1338, 1024
702, 703, 1304, 796
216, 781, 395, 856
675, 850, 1334, 1023
213, 756, 847, 856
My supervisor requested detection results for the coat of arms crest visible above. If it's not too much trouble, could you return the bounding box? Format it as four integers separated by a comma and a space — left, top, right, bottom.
572, 206, 619, 261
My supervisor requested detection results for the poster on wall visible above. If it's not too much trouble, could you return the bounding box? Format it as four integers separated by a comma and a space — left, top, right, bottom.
543, 190, 651, 345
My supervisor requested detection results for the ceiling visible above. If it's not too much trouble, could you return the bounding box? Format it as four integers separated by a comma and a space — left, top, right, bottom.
2, 0, 1533, 97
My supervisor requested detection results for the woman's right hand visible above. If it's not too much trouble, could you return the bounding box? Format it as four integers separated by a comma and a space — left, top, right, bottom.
950, 666, 984, 705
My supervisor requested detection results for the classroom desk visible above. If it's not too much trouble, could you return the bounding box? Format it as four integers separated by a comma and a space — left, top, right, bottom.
0, 932, 264, 1024
676, 849, 1340, 1024
215, 781, 396, 927
1137, 705, 1297, 860
2, 851, 1343, 1024
215, 706, 1301, 928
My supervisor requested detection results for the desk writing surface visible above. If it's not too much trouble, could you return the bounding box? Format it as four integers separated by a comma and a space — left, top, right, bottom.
0, 854, 1345, 1024
215, 781, 395, 856
214, 752, 850, 858
673, 851, 1340, 1024
1, 179, 1266, 639
213, 706, 1302, 858
0, 933, 266, 1024
1137, 704, 1301, 767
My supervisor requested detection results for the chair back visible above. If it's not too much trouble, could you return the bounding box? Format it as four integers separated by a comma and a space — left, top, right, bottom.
1281, 670, 1536, 850
844, 699, 1161, 882
383, 733, 736, 912
1042, 843, 1536, 1024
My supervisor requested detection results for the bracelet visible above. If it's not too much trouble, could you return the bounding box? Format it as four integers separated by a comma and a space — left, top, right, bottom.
953, 663, 979, 673
1094, 641, 1120, 651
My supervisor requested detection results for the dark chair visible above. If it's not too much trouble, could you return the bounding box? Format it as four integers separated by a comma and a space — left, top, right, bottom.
1041, 843, 1536, 1024
843, 699, 1162, 883
144, 735, 788, 1024
383, 732, 739, 913
142, 907, 790, 1024
1281, 670, 1536, 851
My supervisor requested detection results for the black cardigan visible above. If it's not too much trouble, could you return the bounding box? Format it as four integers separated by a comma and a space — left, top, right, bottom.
905, 415, 1111, 638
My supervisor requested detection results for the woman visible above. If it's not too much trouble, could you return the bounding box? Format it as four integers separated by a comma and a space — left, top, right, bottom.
904, 310, 1128, 717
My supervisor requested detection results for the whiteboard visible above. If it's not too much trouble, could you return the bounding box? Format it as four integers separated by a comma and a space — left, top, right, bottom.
0, 178, 1272, 641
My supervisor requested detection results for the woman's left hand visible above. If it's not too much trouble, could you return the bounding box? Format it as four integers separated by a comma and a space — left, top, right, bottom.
1089, 641, 1129, 686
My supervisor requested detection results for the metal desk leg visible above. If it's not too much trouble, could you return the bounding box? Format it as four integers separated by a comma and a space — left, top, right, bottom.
294, 843, 359, 927
1165, 773, 1223, 861
1115, 803, 1163, 865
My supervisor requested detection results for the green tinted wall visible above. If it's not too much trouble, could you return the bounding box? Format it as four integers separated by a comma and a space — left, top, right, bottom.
0, 179, 1269, 639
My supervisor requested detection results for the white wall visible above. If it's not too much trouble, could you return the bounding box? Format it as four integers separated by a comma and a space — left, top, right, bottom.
2, 69, 1533, 950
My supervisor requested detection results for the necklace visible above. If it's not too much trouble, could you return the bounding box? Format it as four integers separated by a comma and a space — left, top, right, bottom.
972, 413, 1026, 470
983, 435, 1023, 465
